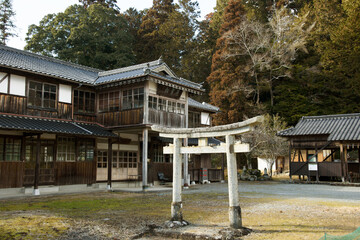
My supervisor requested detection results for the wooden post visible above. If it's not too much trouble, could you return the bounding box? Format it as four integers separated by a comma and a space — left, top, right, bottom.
344, 146, 349, 182
225, 135, 242, 229
33, 134, 41, 195
171, 137, 183, 221
315, 146, 319, 182
221, 153, 225, 181
107, 138, 113, 190
288, 144, 292, 180
142, 129, 148, 190
340, 144, 345, 183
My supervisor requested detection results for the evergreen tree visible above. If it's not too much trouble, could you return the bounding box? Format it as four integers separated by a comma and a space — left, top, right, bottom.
78, 0, 119, 10
0, 0, 15, 45
207, 0, 259, 125
25, 4, 134, 70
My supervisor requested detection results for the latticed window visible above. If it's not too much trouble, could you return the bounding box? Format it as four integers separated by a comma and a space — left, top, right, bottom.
28, 81, 56, 109
97, 151, 107, 168
57, 137, 76, 162
74, 90, 95, 113
148, 96, 158, 109
122, 88, 144, 110
0, 137, 21, 162
78, 139, 94, 161
99, 91, 120, 112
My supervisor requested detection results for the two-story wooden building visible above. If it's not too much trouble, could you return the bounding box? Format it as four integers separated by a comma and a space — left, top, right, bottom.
0, 45, 218, 191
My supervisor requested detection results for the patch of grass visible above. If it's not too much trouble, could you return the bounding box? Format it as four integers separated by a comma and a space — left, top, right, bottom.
0, 215, 69, 240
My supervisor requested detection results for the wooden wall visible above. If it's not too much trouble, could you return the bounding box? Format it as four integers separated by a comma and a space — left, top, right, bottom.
97, 108, 143, 126
55, 161, 97, 185
0, 162, 24, 188
148, 109, 185, 128
147, 162, 173, 183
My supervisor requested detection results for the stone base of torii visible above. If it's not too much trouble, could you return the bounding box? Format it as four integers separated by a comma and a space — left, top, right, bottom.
151, 116, 263, 229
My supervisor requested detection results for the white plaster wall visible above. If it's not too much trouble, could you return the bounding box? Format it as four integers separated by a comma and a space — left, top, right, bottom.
9, 74, 26, 96
58, 84, 72, 103
201, 112, 210, 125
149, 81, 157, 95
257, 158, 276, 173
0, 72, 8, 93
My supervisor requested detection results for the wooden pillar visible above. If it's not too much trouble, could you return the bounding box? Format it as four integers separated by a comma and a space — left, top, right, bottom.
358, 148, 360, 175
221, 153, 225, 181
107, 138, 112, 190
142, 129, 148, 190
171, 137, 183, 221
315, 146, 319, 182
344, 146, 349, 182
288, 144, 292, 180
225, 135, 242, 229
340, 144, 345, 182
33, 134, 41, 195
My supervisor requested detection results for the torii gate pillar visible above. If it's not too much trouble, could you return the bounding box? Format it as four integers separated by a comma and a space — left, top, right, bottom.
226, 135, 242, 228
172, 137, 183, 221
152, 116, 263, 229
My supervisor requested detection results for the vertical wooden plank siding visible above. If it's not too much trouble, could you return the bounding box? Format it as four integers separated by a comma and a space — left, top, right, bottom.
54, 162, 96, 185
0, 162, 24, 188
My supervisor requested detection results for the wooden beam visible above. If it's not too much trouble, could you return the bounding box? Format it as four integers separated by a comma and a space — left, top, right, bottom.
163, 143, 250, 154
340, 144, 345, 182
289, 144, 292, 180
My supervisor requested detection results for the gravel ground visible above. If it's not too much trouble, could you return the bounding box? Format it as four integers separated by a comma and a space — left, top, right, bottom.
1, 181, 359, 240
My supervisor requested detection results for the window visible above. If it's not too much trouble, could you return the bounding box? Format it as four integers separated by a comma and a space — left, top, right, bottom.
148, 96, 158, 109
189, 112, 201, 128
97, 151, 107, 168
78, 139, 94, 161
98, 151, 138, 169
158, 98, 166, 111
153, 143, 164, 163
57, 137, 76, 162
99, 91, 120, 112
74, 90, 95, 113
0, 137, 21, 162
28, 81, 56, 109
122, 88, 144, 110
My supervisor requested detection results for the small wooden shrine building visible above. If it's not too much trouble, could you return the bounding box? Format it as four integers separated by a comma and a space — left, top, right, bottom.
278, 113, 360, 182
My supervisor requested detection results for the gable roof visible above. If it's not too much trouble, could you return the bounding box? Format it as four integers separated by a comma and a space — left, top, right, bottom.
0, 45, 203, 93
188, 98, 219, 113
278, 113, 360, 141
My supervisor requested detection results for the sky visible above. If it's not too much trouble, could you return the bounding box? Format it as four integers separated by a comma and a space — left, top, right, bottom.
7, 0, 217, 50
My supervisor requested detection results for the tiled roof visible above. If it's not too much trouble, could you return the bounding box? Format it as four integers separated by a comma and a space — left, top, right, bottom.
0, 114, 117, 137
0, 45, 203, 92
0, 45, 99, 84
278, 113, 360, 141
188, 98, 219, 113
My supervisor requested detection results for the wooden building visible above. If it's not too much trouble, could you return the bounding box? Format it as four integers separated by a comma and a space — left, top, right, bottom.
0, 45, 218, 191
278, 113, 360, 182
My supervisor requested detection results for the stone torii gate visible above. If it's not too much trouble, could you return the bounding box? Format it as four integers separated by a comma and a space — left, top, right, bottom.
151, 116, 262, 229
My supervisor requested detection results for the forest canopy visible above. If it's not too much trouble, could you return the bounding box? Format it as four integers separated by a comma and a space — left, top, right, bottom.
21, 0, 360, 126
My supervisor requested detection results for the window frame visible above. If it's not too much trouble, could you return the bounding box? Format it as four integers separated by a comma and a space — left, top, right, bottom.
121, 87, 144, 110
27, 80, 57, 110
74, 89, 96, 114
0, 136, 21, 162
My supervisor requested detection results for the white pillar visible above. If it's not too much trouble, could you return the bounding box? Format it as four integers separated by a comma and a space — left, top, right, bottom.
172, 137, 183, 221
183, 138, 189, 187
226, 135, 242, 229
142, 129, 148, 190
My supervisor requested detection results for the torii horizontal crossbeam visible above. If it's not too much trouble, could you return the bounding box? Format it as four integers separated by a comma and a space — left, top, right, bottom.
151, 116, 263, 138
